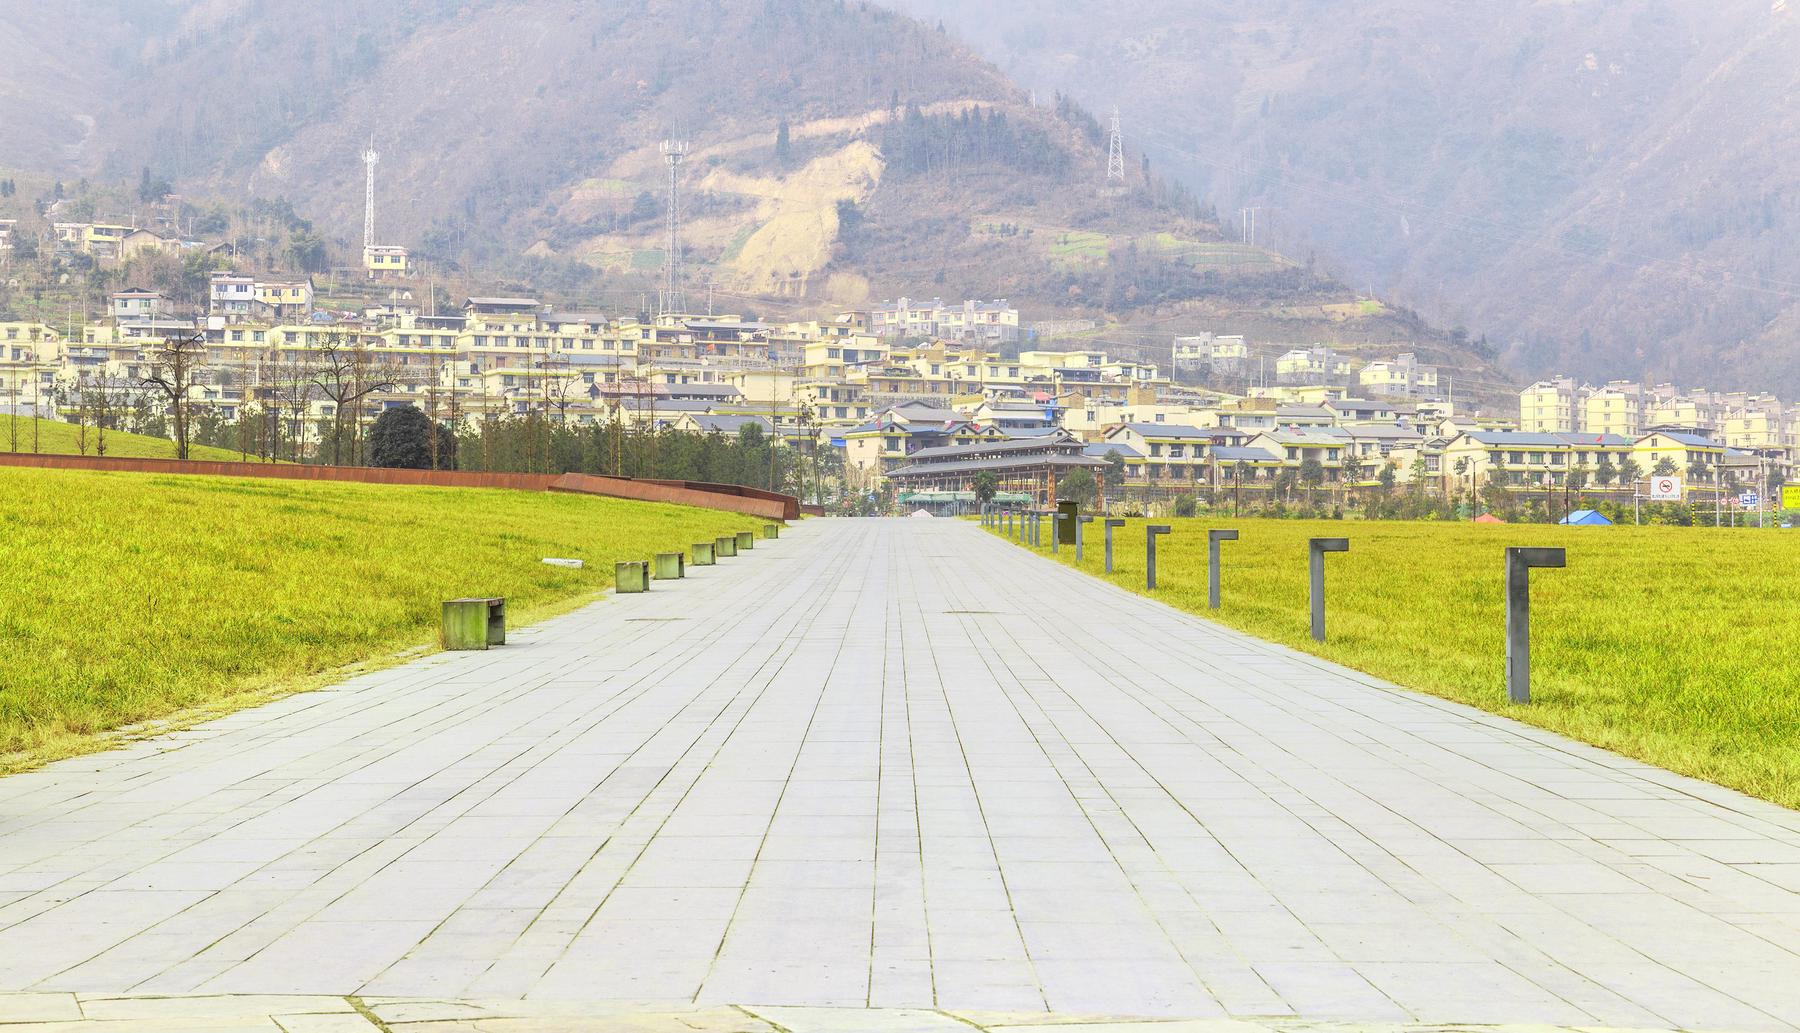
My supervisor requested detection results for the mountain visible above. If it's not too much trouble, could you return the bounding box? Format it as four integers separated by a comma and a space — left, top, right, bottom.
881, 0, 1800, 394
0, 0, 1510, 395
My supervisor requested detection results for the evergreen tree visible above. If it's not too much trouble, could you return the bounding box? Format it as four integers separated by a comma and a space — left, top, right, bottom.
369, 407, 435, 469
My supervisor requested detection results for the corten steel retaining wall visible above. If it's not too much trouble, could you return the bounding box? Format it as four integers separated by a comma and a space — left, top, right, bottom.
550, 473, 793, 521
636, 478, 800, 521
0, 453, 797, 520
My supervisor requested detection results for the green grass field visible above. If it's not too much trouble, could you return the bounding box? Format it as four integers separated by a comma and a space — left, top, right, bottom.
0, 467, 750, 769
993, 517, 1800, 808
2, 416, 256, 461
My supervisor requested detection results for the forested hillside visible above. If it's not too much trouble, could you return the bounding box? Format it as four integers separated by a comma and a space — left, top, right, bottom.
887, 0, 1800, 392
0, 0, 1512, 391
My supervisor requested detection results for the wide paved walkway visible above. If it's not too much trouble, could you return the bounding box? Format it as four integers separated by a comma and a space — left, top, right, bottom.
2, 519, 1798, 1030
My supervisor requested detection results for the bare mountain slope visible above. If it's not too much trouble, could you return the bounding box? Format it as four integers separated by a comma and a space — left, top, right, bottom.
0, 0, 1511, 393
885, 0, 1800, 393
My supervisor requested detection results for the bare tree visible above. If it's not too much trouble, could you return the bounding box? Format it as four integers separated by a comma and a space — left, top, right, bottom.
141, 331, 207, 460
422, 362, 444, 471
89, 369, 119, 457
310, 333, 396, 465
271, 350, 317, 463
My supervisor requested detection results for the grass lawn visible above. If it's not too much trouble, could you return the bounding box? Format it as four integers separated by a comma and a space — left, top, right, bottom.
2, 416, 259, 462
0, 467, 752, 770
993, 516, 1800, 809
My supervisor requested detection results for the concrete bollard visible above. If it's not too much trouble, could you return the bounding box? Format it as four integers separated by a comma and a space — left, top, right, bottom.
1076, 515, 1093, 561
736, 530, 756, 551
692, 541, 717, 566
763, 523, 780, 539
441, 597, 505, 650
1308, 537, 1350, 641
716, 535, 738, 558
615, 561, 650, 594
1103, 518, 1126, 573
1146, 524, 1171, 589
653, 552, 685, 580
1207, 529, 1239, 609
1505, 547, 1566, 704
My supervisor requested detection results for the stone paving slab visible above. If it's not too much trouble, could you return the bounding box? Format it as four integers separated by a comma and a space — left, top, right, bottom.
0, 995, 1758, 1033
1, 520, 1798, 1030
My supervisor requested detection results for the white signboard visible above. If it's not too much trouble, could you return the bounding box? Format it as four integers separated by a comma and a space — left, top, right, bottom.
1740, 492, 1760, 509
1648, 476, 1682, 501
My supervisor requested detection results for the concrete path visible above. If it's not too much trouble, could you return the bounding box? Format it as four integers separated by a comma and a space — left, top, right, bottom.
2, 519, 1798, 1031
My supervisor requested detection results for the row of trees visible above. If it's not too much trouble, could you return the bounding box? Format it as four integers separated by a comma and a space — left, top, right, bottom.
954, 446, 1785, 526
36, 331, 831, 501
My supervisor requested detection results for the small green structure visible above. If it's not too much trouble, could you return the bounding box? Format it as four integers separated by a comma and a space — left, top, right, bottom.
735, 530, 756, 550
763, 523, 781, 539
615, 561, 650, 594
716, 535, 738, 557
692, 541, 717, 565
441, 597, 505, 650
653, 552, 685, 580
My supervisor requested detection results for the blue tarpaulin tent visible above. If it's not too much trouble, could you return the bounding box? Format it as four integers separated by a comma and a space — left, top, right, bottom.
1559, 509, 1613, 526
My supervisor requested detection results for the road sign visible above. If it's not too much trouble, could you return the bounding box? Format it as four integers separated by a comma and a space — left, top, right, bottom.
1784, 484, 1800, 510
1647, 476, 1682, 501
1740, 492, 1760, 509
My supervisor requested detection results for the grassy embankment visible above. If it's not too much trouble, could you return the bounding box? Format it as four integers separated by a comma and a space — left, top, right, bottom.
1, 415, 258, 461
0, 467, 752, 771
994, 517, 1800, 809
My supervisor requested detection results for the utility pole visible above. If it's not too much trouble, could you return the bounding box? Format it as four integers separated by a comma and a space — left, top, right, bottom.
659, 139, 689, 316
1240, 207, 1264, 247
362, 136, 379, 259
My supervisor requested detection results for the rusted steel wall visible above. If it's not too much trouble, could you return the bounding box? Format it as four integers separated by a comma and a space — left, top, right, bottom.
0, 453, 558, 490
549, 473, 791, 521
637, 478, 800, 520
0, 453, 797, 519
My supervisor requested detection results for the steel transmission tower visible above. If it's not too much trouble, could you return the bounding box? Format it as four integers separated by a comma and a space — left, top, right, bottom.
1106, 107, 1125, 183
362, 136, 379, 253
660, 139, 690, 315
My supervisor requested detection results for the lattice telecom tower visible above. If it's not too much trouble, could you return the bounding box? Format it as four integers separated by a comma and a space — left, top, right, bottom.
362, 136, 380, 253
659, 139, 690, 315
1106, 107, 1126, 183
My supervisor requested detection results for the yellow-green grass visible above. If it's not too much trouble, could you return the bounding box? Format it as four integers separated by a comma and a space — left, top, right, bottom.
1, 416, 255, 462
994, 517, 1800, 809
0, 467, 750, 770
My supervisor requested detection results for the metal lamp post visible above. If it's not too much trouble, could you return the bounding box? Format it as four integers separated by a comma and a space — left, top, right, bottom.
1308, 537, 1350, 641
